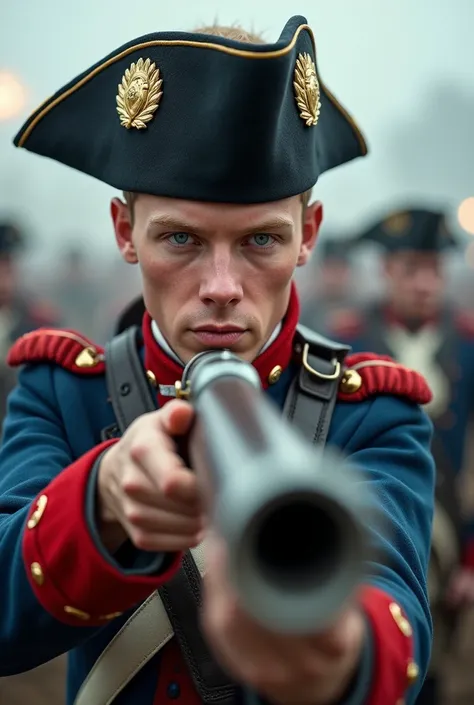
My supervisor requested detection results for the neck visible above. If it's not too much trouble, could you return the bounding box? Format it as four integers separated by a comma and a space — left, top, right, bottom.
385, 304, 439, 331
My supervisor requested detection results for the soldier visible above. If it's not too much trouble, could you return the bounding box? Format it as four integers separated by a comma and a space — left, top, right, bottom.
0, 221, 60, 357
299, 236, 355, 334
328, 207, 474, 705
0, 221, 60, 424
0, 18, 434, 705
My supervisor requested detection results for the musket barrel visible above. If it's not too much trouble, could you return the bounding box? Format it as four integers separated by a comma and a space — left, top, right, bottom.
184, 350, 369, 634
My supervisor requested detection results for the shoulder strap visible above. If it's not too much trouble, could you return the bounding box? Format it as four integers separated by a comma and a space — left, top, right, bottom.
104, 326, 156, 429
284, 324, 350, 445
76, 325, 350, 705
74, 542, 207, 705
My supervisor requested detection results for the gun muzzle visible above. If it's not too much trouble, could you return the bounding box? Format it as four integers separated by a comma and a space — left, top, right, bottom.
182, 350, 369, 634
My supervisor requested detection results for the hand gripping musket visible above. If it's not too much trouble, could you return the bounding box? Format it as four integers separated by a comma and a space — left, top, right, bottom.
178, 349, 373, 635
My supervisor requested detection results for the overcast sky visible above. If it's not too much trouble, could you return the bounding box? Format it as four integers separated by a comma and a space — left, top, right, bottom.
1, 0, 473, 259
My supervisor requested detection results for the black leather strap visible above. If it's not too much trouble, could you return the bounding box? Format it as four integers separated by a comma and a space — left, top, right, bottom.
104, 326, 156, 430
283, 324, 350, 446
103, 323, 351, 705
160, 554, 237, 704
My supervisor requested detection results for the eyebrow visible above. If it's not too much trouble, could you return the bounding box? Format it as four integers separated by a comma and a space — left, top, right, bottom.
245, 216, 295, 233
146, 214, 295, 234
146, 215, 201, 233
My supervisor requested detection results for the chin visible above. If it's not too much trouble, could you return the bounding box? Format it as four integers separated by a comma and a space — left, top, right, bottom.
414, 305, 436, 320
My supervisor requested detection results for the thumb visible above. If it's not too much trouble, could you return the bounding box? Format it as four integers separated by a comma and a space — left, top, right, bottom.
160, 399, 195, 436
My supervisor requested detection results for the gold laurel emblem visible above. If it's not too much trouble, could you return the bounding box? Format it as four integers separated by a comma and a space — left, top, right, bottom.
383, 212, 412, 235
293, 52, 321, 127
116, 57, 163, 130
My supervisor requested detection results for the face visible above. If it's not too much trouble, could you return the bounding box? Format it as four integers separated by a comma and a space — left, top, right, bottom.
112, 194, 322, 363
384, 251, 445, 320
0, 257, 17, 307
320, 259, 350, 299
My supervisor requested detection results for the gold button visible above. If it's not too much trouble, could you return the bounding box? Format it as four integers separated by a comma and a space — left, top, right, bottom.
389, 602, 413, 637
339, 369, 362, 394
64, 606, 91, 621
99, 611, 124, 621
175, 380, 191, 399
27, 495, 48, 529
30, 562, 44, 586
407, 661, 419, 685
268, 365, 282, 385
146, 370, 157, 387
75, 346, 100, 368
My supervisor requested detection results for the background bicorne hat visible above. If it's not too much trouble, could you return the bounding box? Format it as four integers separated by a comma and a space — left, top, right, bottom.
356, 208, 458, 254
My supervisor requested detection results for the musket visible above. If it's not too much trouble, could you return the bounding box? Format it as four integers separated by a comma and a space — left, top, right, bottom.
179, 349, 373, 635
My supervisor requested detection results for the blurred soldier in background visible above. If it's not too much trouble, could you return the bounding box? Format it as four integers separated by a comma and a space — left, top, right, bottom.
0, 221, 58, 355
300, 236, 355, 334
0, 218, 66, 704
328, 207, 474, 705
0, 221, 60, 425
46, 245, 103, 339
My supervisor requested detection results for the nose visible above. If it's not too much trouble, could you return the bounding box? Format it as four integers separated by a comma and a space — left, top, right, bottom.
414, 269, 437, 296
199, 250, 243, 308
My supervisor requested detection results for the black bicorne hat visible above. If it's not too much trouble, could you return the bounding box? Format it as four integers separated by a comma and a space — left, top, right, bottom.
14, 16, 367, 204
357, 208, 458, 253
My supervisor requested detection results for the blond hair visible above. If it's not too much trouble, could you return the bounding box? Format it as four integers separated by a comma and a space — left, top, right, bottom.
193, 23, 267, 44
124, 23, 312, 216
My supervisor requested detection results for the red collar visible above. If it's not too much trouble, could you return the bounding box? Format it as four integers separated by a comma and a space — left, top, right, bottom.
143, 283, 300, 406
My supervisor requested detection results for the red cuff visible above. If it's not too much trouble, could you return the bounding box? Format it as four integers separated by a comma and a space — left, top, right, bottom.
360, 586, 418, 705
462, 540, 474, 569
22, 440, 182, 626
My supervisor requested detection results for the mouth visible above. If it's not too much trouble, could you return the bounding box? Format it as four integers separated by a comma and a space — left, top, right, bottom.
191, 325, 247, 347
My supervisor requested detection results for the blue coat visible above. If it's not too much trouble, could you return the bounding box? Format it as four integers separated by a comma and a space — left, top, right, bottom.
0, 326, 434, 705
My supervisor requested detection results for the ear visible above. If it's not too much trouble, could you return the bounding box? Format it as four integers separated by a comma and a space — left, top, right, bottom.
111, 197, 138, 264
297, 200, 323, 266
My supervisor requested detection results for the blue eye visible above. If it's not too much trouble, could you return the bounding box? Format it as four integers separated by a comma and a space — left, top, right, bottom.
168, 232, 191, 246
249, 234, 275, 248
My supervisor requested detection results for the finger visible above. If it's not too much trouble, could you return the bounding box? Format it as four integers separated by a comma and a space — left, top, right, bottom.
129, 529, 203, 553
130, 441, 198, 503
158, 399, 195, 437
122, 469, 202, 515
122, 501, 204, 535
160, 466, 201, 505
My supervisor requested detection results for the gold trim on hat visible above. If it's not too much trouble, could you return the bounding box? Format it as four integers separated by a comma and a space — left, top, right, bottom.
17, 24, 367, 157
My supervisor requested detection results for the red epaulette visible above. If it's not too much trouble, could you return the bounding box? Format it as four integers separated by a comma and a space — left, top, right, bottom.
455, 311, 474, 339
7, 328, 105, 376
327, 308, 364, 340
337, 352, 432, 405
